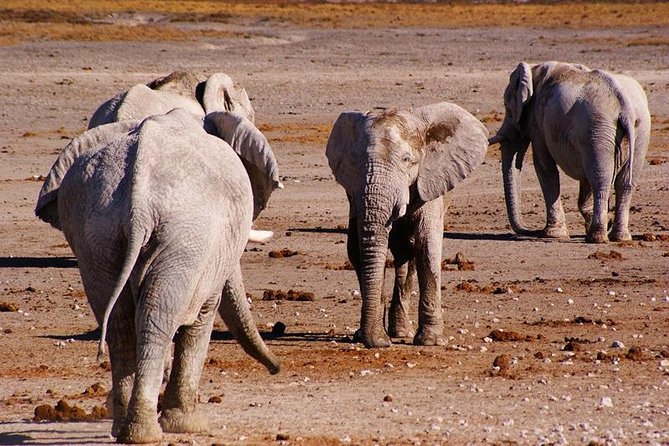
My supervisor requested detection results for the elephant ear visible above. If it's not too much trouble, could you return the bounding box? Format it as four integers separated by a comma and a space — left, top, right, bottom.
325, 111, 368, 195
35, 120, 140, 229
415, 102, 489, 202
507, 62, 534, 128
201, 73, 255, 123
88, 84, 205, 129
204, 111, 281, 220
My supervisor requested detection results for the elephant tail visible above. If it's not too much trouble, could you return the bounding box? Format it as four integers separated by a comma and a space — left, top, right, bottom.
617, 100, 636, 188
96, 223, 146, 363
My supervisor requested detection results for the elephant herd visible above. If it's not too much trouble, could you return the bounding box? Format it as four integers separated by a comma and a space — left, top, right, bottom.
33, 61, 650, 443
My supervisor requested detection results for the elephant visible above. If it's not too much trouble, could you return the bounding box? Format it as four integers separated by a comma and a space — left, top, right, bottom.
34, 109, 280, 444
326, 102, 489, 348
488, 61, 651, 243
86, 71, 281, 220
88, 71, 255, 128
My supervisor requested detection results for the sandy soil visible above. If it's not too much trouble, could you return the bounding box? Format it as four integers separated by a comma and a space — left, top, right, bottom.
1, 12, 668, 446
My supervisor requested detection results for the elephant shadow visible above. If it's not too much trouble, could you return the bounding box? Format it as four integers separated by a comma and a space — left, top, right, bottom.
0, 256, 77, 269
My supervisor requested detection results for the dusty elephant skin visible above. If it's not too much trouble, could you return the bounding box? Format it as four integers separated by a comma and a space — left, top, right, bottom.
489, 61, 651, 243
326, 103, 488, 348
34, 109, 279, 443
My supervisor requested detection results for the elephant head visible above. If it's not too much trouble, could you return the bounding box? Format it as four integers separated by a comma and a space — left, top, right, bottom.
326, 102, 488, 347
88, 71, 255, 129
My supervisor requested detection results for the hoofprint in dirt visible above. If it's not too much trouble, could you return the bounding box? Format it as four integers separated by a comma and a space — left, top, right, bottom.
1, 22, 668, 446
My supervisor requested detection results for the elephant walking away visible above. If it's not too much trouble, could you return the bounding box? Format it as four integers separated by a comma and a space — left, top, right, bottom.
327, 102, 489, 348
35, 109, 279, 444
489, 61, 651, 243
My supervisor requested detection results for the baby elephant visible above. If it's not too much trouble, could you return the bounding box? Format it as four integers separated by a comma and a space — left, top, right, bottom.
327, 102, 488, 348
489, 61, 651, 243
35, 109, 279, 443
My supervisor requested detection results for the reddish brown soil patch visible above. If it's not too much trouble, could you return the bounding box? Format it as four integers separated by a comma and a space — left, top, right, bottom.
262, 289, 315, 302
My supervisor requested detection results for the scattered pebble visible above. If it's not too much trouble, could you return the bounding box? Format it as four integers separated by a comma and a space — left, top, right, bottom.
599, 396, 613, 408
610, 340, 625, 349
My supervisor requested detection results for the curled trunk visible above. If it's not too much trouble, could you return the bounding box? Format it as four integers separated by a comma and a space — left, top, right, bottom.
220, 266, 280, 374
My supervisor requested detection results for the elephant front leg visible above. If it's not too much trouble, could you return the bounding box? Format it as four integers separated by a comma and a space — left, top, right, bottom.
388, 260, 416, 339
534, 151, 569, 239
159, 296, 218, 434
412, 201, 445, 346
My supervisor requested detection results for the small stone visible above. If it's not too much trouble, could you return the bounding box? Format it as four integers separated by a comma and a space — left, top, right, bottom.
276, 433, 290, 441
383, 394, 393, 402
610, 340, 625, 349
208, 395, 223, 403
271, 321, 287, 336
599, 396, 613, 408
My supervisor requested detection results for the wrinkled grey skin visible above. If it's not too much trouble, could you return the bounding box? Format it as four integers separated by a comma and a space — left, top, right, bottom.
490, 61, 651, 243
87, 71, 280, 220
35, 109, 279, 444
88, 71, 255, 128
327, 102, 488, 348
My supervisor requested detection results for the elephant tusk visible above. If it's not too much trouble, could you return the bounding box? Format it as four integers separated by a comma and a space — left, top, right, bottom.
248, 228, 273, 243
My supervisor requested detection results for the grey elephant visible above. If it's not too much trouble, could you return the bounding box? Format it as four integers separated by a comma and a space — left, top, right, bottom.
326, 102, 489, 348
35, 109, 280, 444
87, 71, 280, 221
89, 71, 255, 128
489, 61, 651, 243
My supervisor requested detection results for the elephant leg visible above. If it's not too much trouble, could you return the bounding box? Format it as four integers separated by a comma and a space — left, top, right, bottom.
388, 218, 416, 339
388, 260, 416, 339
533, 148, 569, 239
412, 200, 445, 346
159, 295, 218, 434
577, 180, 594, 231
107, 297, 136, 438
585, 187, 611, 243
610, 174, 634, 241
117, 286, 179, 443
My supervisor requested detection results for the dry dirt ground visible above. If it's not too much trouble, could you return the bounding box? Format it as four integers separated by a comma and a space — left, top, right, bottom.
1, 4, 669, 446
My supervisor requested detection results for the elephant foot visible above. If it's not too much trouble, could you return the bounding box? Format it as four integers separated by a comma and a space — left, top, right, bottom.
354, 327, 391, 348
388, 313, 415, 339
117, 418, 162, 444
540, 225, 569, 239
159, 407, 209, 434
586, 230, 609, 244
609, 229, 631, 242
413, 327, 446, 346
388, 324, 415, 340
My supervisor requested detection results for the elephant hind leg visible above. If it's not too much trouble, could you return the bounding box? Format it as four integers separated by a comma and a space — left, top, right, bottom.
159, 295, 218, 434
578, 180, 594, 232
388, 260, 416, 339
609, 175, 634, 241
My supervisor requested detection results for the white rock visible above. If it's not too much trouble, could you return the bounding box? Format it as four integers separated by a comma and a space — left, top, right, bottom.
610, 340, 625, 349
599, 396, 613, 408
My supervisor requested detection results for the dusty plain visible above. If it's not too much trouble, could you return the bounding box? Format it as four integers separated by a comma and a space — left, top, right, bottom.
0, 2, 668, 445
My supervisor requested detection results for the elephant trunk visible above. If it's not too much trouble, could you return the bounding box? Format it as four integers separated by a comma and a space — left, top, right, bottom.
356, 182, 396, 348
220, 267, 280, 374
501, 143, 540, 236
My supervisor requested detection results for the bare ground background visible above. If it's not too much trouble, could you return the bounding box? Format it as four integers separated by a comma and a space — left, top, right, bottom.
0, 3, 668, 445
